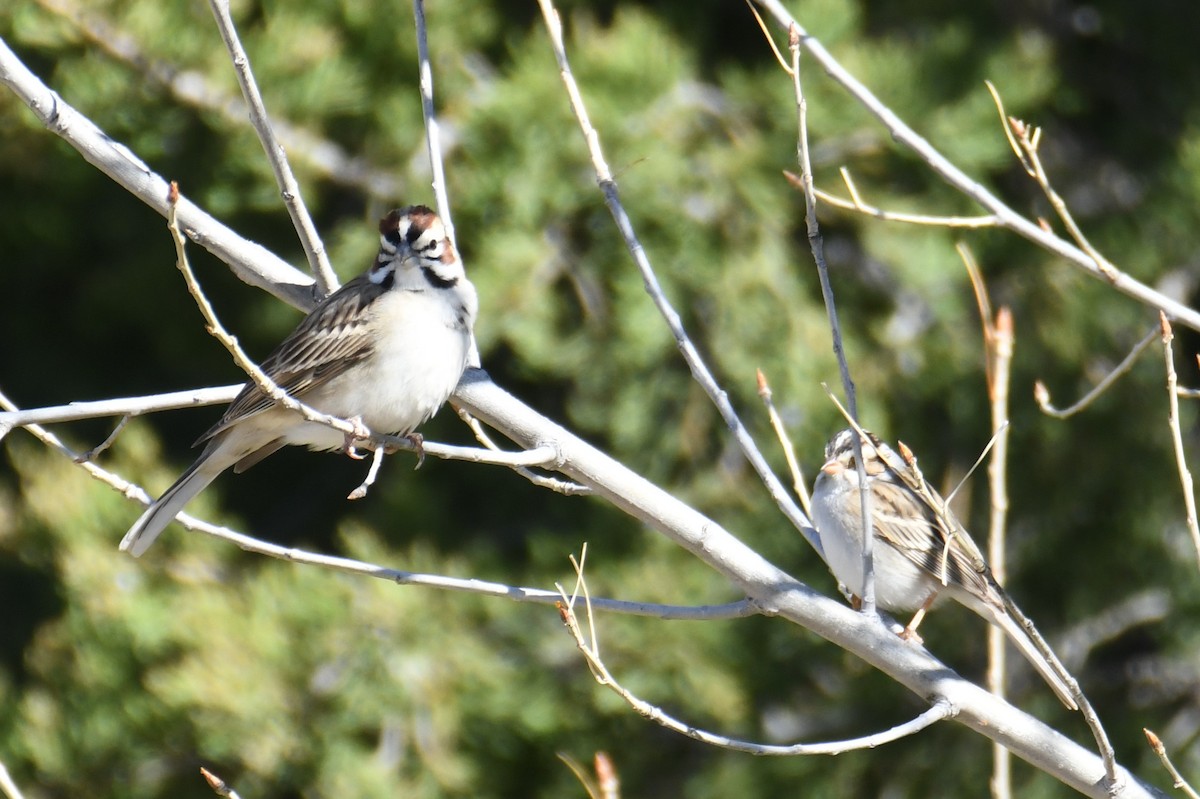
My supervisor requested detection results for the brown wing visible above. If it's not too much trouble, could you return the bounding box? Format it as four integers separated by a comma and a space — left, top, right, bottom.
871, 472, 996, 601
195, 274, 385, 444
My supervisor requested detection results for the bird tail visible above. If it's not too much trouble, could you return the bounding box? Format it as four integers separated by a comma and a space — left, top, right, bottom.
120, 459, 220, 557
992, 608, 1079, 711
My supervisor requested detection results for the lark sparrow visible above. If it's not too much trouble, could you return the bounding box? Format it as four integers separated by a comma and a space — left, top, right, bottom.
120, 206, 478, 557
811, 428, 1077, 709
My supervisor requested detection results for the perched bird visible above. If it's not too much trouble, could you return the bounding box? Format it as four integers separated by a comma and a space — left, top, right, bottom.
121, 206, 477, 557
810, 427, 1077, 709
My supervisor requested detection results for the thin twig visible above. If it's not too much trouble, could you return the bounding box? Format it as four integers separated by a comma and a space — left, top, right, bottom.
1144, 729, 1200, 799
534, 0, 820, 557
74, 414, 130, 463
988, 85, 1121, 286
556, 557, 954, 754
206, 0, 337, 295
800, 169, 999, 228
995, 591, 1119, 787
558, 753, 603, 799
786, 25, 870, 606
755, 368, 811, 518
453, 405, 592, 495
1035, 326, 1158, 419
0, 381, 556, 471
0, 385, 239, 427
984, 297, 1015, 799
1160, 314, 1200, 571
412, 0, 453, 240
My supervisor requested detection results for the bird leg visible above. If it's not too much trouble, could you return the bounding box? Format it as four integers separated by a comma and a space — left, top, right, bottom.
900, 593, 939, 644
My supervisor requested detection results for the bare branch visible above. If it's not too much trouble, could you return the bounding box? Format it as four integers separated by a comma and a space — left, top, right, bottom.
803, 168, 999, 228
750, 0, 1200, 333
1160, 314, 1200, 571
984, 299, 1015, 799
557, 558, 954, 755
453, 405, 592, 495
1, 383, 756, 621
533, 0, 820, 559
207, 0, 338, 295
455, 370, 1160, 798
0, 385, 245, 427
786, 27, 872, 610
1035, 326, 1158, 419
0, 36, 318, 309
412, 0, 454, 239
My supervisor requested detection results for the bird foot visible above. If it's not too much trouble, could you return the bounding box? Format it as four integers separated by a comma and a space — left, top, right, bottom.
407, 433, 425, 469
341, 415, 372, 460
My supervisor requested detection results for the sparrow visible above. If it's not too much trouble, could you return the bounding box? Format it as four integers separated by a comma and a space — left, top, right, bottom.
810, 428, 1078, 709
120, 205, 477, 557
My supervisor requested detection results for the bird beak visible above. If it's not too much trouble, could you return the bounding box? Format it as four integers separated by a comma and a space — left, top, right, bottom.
821, 459, 843, 476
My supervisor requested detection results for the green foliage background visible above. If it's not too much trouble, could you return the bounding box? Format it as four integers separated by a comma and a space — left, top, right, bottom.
3, 0, 1200, 796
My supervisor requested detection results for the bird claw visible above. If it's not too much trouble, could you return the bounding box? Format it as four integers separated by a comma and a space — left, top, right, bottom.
407, 433, 425, 469
342, 415, 372, 460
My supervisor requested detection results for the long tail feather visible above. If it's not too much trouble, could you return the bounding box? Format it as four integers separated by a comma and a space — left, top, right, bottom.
992, 609, 1078, 710
120, 459, 220, 557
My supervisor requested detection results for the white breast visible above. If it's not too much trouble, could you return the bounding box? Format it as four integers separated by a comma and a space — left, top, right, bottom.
811, 471, 938, 612
290, 288, 471, 449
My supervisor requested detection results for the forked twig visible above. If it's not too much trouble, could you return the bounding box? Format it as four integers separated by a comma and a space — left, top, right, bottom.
453, 405, 591, 495
802, 168, 999, 229
986, 81, 1122, 285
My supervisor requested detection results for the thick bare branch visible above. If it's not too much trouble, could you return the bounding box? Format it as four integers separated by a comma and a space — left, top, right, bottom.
0, 36, 318, 309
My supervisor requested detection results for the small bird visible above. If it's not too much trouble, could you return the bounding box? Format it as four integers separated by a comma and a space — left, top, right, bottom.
810, 428, 1078, 709
121, 206, 478, 557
